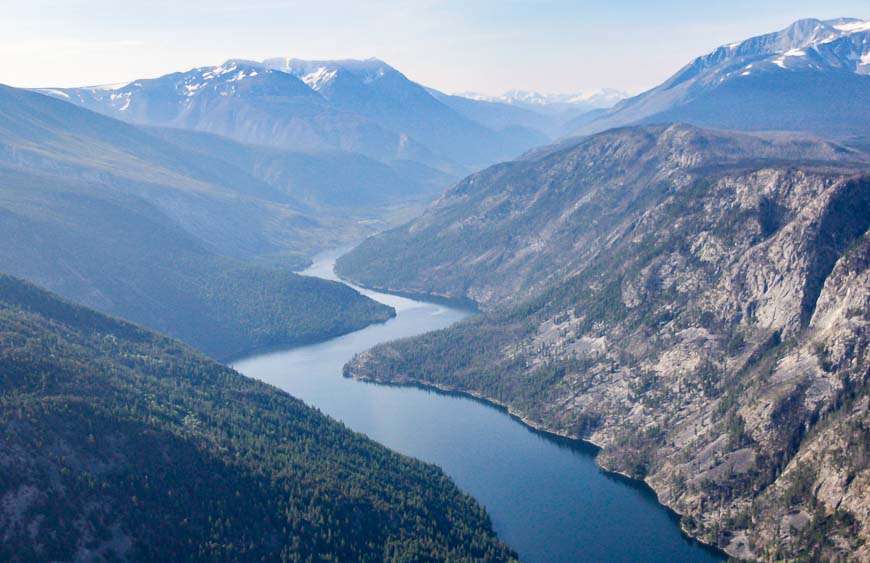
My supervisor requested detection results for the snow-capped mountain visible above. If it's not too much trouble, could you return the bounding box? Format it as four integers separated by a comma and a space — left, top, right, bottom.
259, 57, 516, 162
52, 59, 322, 114
424, 88, 626, 138
571, 18, 870, 140
463, 88, 628, 112
262, 58, 396, 94
38, 59, 430, 164
37, 58, 547, 171
663, 17, 869, 84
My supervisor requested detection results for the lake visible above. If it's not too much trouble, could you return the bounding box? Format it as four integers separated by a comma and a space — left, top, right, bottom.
233, 249, 724, 562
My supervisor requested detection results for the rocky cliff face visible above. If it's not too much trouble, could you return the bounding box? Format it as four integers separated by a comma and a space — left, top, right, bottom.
337, 125, 865, 307
340, 125, 870, 560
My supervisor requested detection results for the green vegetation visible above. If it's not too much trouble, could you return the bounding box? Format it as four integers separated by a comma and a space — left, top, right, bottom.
0, 85, 396, 360
0, 166, 394, 361
0, 274, 516, 561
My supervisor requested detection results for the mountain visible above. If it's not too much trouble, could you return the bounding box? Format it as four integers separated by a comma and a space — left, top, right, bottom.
427, 89, 558, 138
44, 60, 434, 165
42, 58, 548, 172
0, 84, 395, 360
0, 273, 516, 561
263, 58, 521, 165
464, 88, 629, 114
570, 18, 870, 142
432, 89, 628, 138
147, 126, 451, 210
0, 83, 318, 261
337, 124, 870, 560
337, 125, 868, 306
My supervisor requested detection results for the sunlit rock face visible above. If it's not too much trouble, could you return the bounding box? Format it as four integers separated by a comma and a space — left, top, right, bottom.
339, 123, 870, 560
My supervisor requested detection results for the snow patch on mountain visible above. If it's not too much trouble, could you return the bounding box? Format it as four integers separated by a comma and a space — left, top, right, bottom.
90, 82, 131, 91
202, 62, 240, 80
460, 88, 629, 110
833, 20, 870, 32
110, 91, 131, 111
301, 67, 338, 91
698, 17, 870, 76
37, 88, 70, 99
185, 82, 204, 97
262, 57, 393, 84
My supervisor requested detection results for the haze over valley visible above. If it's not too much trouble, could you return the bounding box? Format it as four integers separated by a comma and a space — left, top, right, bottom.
0, 5, 868, 562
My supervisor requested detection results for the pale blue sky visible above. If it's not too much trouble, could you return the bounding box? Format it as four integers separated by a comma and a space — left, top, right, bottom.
2, 0, 867, 94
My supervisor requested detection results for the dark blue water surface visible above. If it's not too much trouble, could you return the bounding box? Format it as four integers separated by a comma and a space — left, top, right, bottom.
233, 250, 723, 562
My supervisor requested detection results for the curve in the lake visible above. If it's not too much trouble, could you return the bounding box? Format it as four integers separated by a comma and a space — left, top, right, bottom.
233, 249, 725, 563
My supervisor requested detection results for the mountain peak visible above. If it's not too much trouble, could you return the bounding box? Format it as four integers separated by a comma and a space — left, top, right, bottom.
248, 57, 403, 94
717, 17, 868, 69
657, 16, 869, 92
571, 17, 870, 140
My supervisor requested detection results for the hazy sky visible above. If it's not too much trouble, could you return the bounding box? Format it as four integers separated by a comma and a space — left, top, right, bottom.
2, 0, 867, 95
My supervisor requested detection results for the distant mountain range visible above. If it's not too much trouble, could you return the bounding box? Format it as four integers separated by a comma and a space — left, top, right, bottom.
38, 58, 573, 173
571, 18, 870, 143
31, 17, 870, 174
461, 88, 629, 113
426, 88, 629, 138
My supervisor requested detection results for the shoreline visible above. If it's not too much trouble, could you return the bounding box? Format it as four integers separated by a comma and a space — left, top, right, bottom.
333, 274, 482, 313
221, 309, 396, 365
298, 248, 729, 560
346, 369, 730, 560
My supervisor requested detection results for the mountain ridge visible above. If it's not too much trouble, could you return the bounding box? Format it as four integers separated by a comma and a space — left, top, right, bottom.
337, 123, 869, 307
0, 84, 397, 360
38, 57, 553, 173
337, 123, 870, 560
569, 17, 870, 140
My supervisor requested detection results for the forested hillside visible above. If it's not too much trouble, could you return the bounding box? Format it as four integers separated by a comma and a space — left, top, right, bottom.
0, 84, 396, 360
0, 273, 515, 561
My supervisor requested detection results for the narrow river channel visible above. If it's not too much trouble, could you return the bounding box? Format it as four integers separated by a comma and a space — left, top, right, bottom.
233, 248, 724, 562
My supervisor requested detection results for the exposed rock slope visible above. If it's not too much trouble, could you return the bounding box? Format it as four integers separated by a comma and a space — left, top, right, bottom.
338, 125, 866, 307
340, 124, 870, 560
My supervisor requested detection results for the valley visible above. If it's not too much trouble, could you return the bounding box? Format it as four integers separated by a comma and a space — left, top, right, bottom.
234, 250, 724, 562
1, 10, 868, 562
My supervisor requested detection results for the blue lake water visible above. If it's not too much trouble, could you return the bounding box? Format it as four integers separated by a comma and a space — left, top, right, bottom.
233, 249, 723, 562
